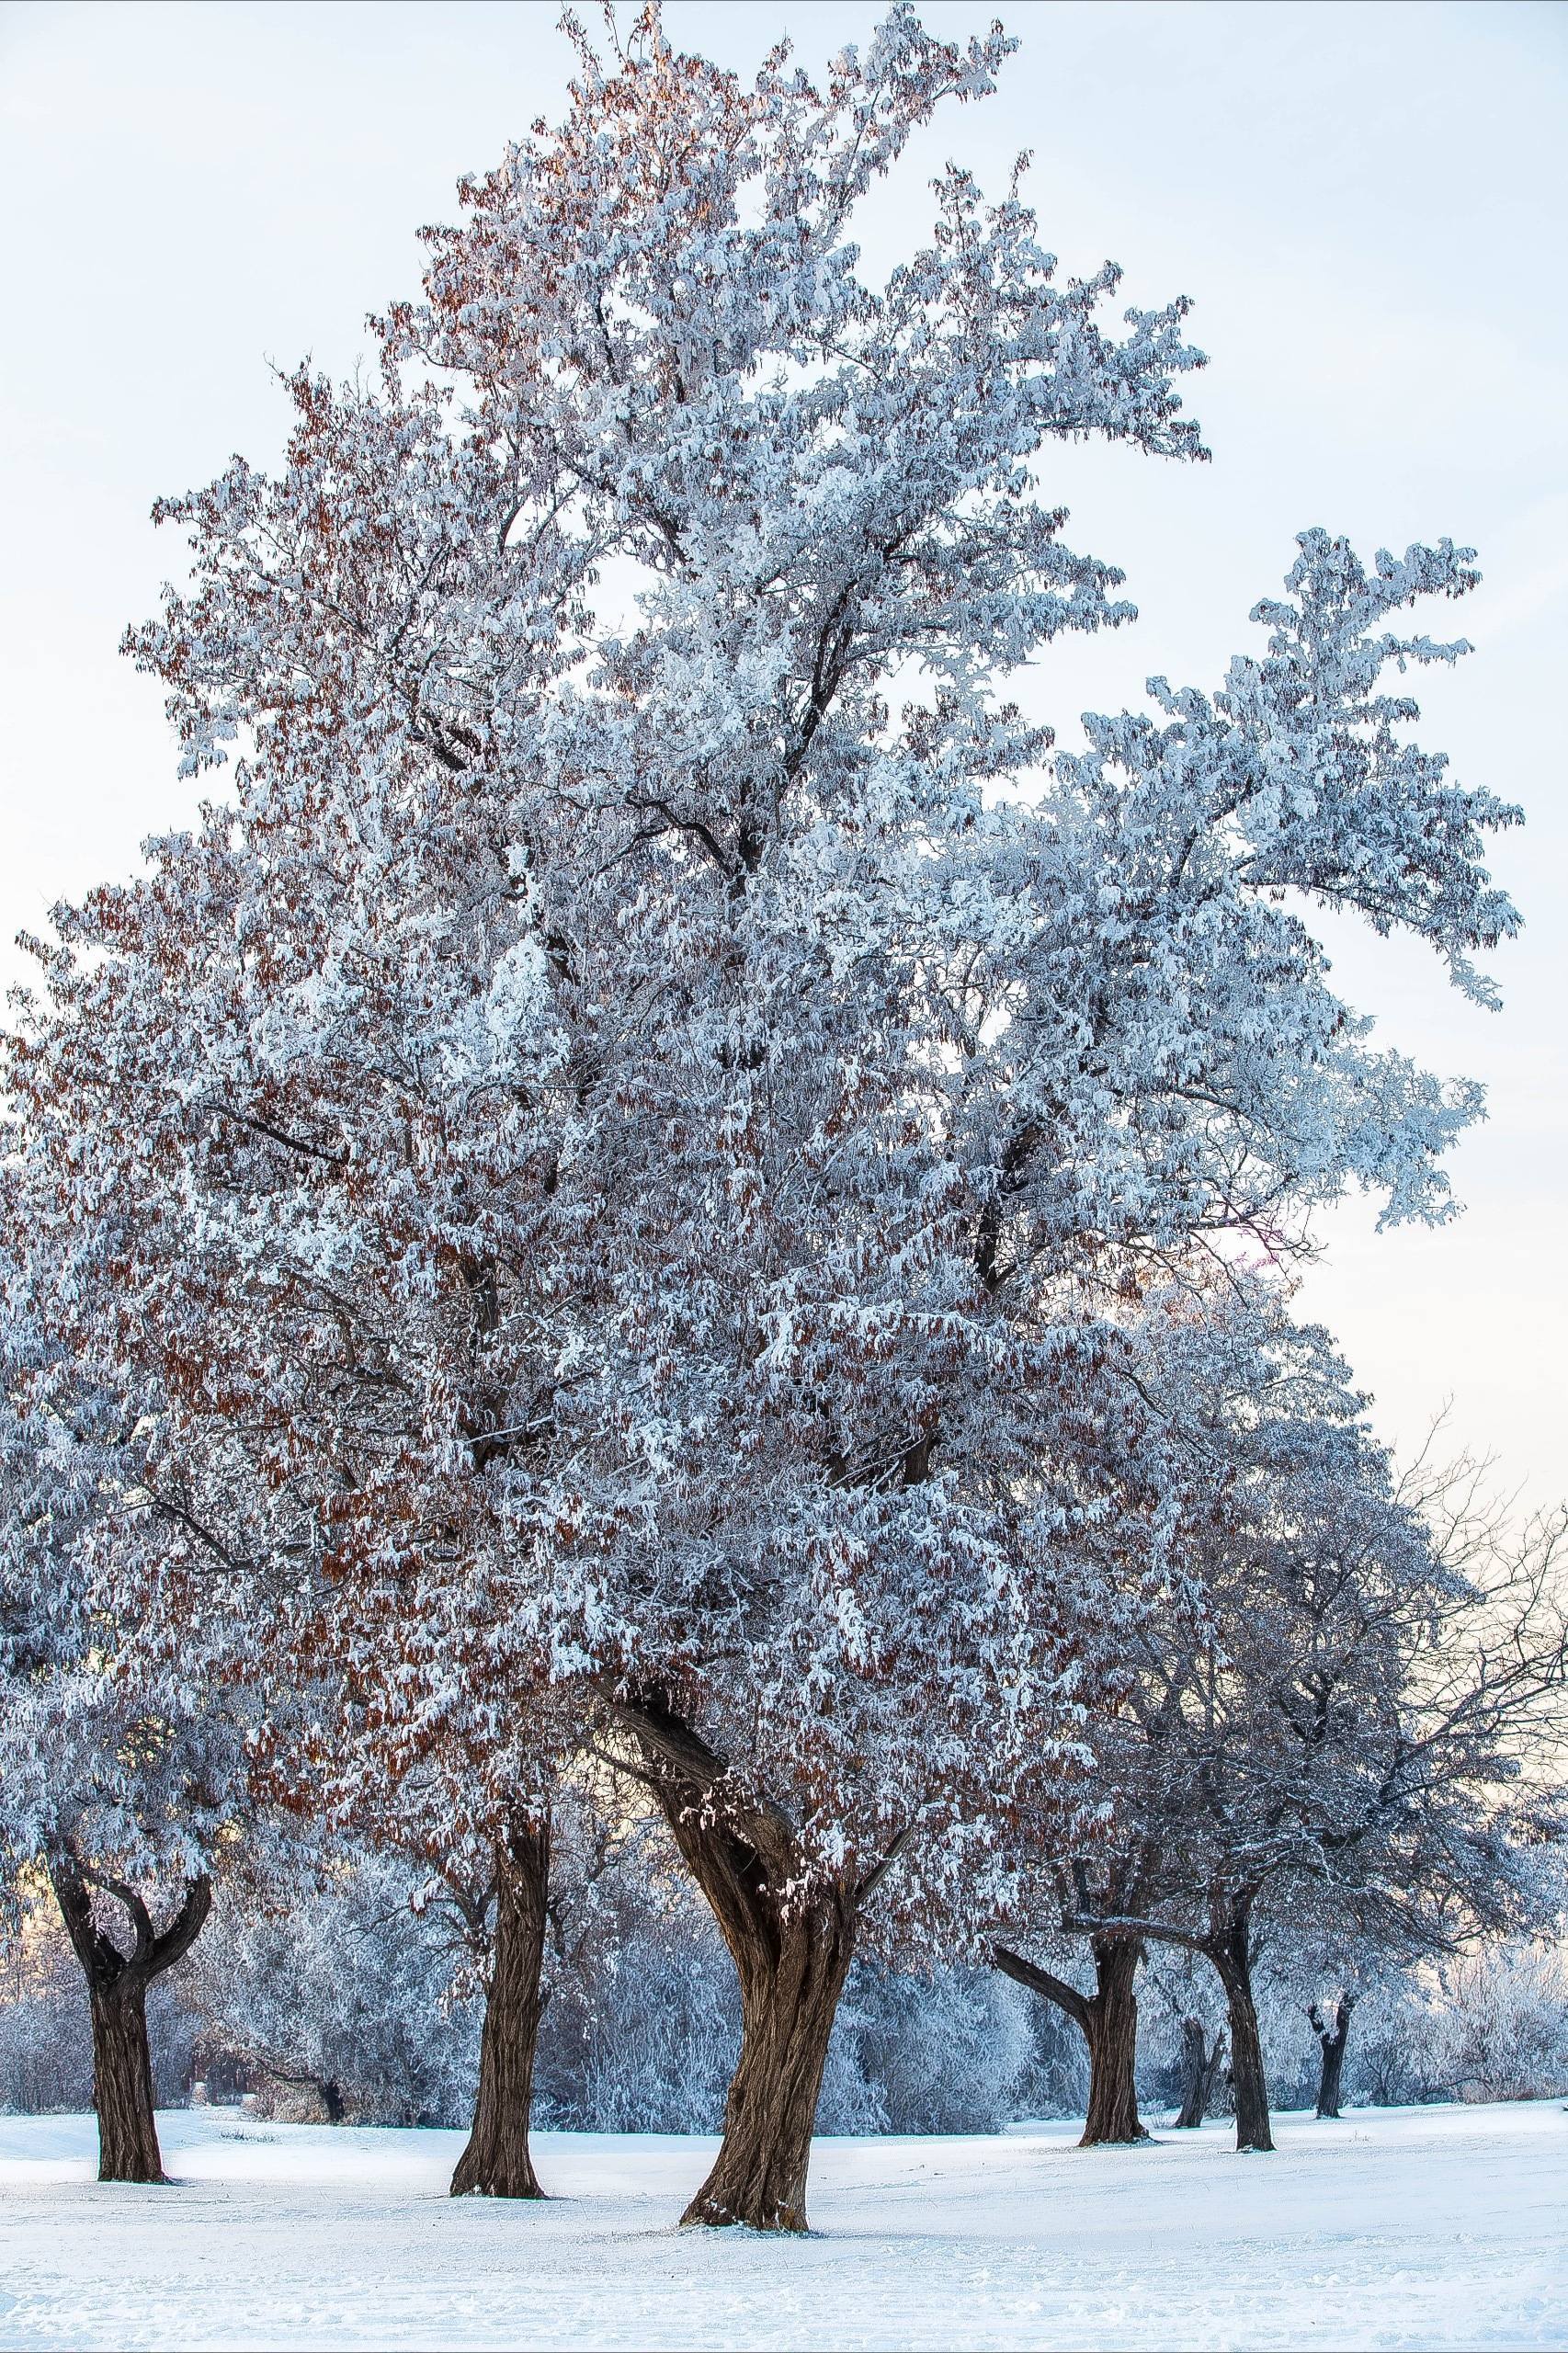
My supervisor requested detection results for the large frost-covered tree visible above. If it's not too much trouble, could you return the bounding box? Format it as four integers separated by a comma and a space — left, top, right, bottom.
2, 3, 1523, 2228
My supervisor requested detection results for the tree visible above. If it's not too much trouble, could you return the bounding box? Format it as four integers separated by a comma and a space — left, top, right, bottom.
1048, 1300, 1567, 2155
1173, 2017, 1227, 2130
0, 1245, 236, 2182
6, 1, 1522, 2232
1308, 1992, 1357, 2120
265, 1730, 571, 2199
993, 1927, 1149, 2145
445, 1815, 552, 2196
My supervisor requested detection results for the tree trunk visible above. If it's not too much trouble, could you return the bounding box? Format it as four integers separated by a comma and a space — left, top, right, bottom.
992, 1937, 1147, 2146
620, 1695, 859, 2232
88, 1980, 165, 2183
48, 1849, 212, 2185
686, 1870, 856, 2231
450, 1815, 551, 2199
1207, 1919, 1273, 2153
1082, 1937, 1147, 2145
1173, 2015, 1226, 2129
1309, 1993, 1357, 2120
1316, 2028, 1347, 2120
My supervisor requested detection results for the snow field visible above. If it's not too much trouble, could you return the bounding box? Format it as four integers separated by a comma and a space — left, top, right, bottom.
0, 2098, 1563, 2349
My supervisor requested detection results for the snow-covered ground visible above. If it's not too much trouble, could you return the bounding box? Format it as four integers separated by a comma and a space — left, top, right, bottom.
0, 2100, 1562, 2349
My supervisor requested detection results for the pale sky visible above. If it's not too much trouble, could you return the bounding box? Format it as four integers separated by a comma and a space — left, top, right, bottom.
1, 0, 1564, 1510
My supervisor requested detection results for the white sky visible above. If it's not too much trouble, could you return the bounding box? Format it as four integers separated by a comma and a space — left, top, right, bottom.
1, 0, 1564, 1510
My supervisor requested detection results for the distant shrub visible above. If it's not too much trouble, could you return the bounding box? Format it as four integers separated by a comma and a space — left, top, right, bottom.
1436, 1941, 1568, 2103
184, 1857, 480, 2128
826, 1964, 1033, 2135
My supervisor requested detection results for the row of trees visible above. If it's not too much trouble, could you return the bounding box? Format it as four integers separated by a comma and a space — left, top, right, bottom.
994, 1416, 1566, 2154
1, 3, 1562, 2232
8, 1823, 1563, 2138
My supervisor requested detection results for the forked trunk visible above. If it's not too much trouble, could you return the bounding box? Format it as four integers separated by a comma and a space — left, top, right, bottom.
89, 1982, 165, 2183
48, 1849, 212, 2185
1316, 2031, 1347, 2120
1209, 1923, 1273, 2153
991, 1936, 1147, 2146
1082, 1937, 1147, 2146
620, 1695, 859, 2232
450, 1816, 551, 2199
1310, 1993, 1357, 2120
1173, 2015, 1226, 2129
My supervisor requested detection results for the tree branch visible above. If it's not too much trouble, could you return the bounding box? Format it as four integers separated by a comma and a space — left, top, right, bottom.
196, 1098, 347, 1169
1065, 1909, 1211, 1959
855, 1824, 912, 1906
991, 1943, 1092, 2033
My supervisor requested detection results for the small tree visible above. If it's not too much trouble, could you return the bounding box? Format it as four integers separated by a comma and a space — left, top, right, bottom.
1307, 1992, 1357, 2120
0, 1247, 239, 2181
254, 1726, 575, 2198
1173, 2018, 1228, 2130
1048, 1302, 1567, 2154
403, 1755, 599, 2200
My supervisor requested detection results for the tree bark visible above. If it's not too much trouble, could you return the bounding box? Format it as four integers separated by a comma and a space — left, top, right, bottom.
1173, 2015, 1226, 2128
994, 1935, 1149, 2146
1206, 1912, 1273, 2153
1309, 1993, 1357, 2120
619, 1695, 858, 2232
87, 1979, 165, 2182
49, 1849, 212, 2185
1082, 1937, 1147, 2145
450, 1815, 551, 2199
684, 1864, 855, 2232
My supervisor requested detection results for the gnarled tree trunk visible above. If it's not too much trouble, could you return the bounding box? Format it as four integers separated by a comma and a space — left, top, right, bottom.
619, 1695, 860, 2232
450, 1815, 551, 2199
686, 1868, 856, 2231
1205, 1905, 1272, 2153
1173, 2015, 1226, 2128
1309, 1992, 1357, 2120
49, 1849, 212, 2184
994, 1934, 1149, 2146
